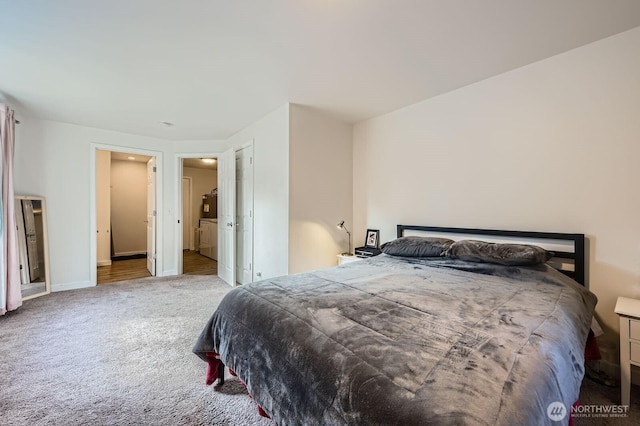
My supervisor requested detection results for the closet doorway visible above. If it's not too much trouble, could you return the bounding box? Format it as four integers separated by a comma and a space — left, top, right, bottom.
95, 150, 157, 284
180, 157, 218, 276
176, 144, 253, 285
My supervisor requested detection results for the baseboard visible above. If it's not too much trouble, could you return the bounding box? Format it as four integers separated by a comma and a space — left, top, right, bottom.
97, 260, 112, 266
112, 253, 147, 261
51, 280, 93, 292
115, 250, 146, 256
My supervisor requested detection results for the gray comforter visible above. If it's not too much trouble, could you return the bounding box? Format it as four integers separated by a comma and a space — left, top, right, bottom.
193, 255, 597, 425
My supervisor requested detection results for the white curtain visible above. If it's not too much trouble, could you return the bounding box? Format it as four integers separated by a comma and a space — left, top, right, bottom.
0, 104, 21, 315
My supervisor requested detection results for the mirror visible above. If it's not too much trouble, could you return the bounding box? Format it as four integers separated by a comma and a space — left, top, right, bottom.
15, 195, 50, 300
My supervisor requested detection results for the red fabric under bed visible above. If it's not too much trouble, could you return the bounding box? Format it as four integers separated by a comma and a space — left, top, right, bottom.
584, 329, 601, 361
204, 352, 221, 385
204, 354, 271, 419
257, 405, 270, 418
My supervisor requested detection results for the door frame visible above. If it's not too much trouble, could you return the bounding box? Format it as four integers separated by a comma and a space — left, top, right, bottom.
174, 152, 221, 275
182, 176, 193, 251
146, 157, 157, 276
90, 144, 164, 286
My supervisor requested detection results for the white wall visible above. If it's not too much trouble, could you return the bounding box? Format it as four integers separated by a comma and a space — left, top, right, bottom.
110, 160, 147, 256
12, 117, 272, 288
175, 140, 228, 154
289, 104, 353, 273
14, 119, 173, 290
354, 27, 640, 369
226, 104, 290, 280
12, 106, 348, 287
183, 166, 218, 243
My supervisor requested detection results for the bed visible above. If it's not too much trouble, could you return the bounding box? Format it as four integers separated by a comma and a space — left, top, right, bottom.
193, 225, 597, 425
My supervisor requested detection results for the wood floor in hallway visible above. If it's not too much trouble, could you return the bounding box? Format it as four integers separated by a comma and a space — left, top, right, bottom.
97, 258, 150, 284
97, 251, 217, 284
183, 250, 218, 276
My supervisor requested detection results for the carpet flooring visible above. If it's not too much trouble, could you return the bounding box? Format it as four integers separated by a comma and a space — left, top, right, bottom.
575, 374, 640, 425
1, 274, 638, 425
1, 275, 273, 426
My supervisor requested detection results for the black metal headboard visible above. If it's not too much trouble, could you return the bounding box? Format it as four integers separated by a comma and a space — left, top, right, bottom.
397, 225, 585, 286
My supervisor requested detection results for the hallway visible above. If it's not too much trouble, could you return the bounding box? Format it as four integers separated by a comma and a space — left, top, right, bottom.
182, 250, 218, 276
97, 251, 217, 284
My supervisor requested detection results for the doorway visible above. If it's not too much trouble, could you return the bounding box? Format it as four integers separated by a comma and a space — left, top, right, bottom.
181, 157, 218, 276
176, 144, 253, 285
94, 149, 158, 284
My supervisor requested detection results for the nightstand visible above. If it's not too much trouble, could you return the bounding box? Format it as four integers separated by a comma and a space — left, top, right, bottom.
337, 254, 361, 265
614, 296, 640, 406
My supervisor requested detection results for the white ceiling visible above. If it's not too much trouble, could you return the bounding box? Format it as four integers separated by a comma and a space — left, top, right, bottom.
1, 1, 639, 140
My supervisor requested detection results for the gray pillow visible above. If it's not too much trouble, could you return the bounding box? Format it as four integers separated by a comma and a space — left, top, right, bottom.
382, 236, 454, 257
444, 240, 553, 266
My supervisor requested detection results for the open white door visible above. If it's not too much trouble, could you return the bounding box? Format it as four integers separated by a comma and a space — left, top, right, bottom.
146, 158, 157, 276
218, 147, 236, 286
235, 146, 253, 285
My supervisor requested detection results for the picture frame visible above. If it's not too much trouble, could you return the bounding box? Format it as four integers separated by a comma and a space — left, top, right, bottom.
365, 229, 380, 248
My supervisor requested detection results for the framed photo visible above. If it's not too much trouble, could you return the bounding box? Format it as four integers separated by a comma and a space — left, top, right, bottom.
365, 229, 380, 248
